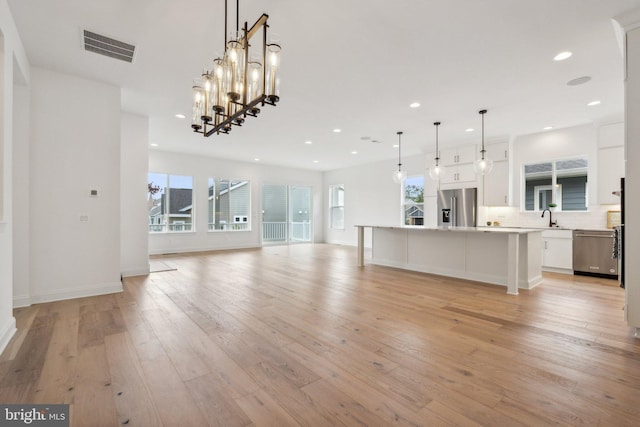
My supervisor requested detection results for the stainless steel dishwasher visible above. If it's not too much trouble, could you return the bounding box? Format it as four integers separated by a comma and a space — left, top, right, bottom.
573, 229, 618, 279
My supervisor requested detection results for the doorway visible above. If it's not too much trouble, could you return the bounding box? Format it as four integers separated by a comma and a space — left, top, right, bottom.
262, 185, 312, 244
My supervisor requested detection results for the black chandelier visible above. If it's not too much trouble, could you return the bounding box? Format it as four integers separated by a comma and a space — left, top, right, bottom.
191, 0, 281, 136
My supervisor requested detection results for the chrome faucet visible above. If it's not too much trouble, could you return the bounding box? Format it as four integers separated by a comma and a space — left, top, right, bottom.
541, 209, 557, 227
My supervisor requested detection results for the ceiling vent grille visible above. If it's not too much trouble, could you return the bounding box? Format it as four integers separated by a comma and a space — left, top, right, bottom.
83, 30, 135, 63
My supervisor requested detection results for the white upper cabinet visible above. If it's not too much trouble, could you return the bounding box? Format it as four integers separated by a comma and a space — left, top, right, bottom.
441, 144, 477, 165
485, 141, 509, 161
482, 141, 510, 206
483, 161, 510, 206
597, 123, 624, 205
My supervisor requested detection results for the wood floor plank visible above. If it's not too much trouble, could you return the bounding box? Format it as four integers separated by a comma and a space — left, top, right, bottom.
185, 373, 252, 427
72, 344, 119, 427
32, 316, 79, 404
104, 332, 162, 426
235, 388, 301, 427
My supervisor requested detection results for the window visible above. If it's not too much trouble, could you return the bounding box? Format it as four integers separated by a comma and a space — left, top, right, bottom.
524, 157, 588, 211
329, 185, 345, 230
208, 178, 251, 231
148, 173, 194, 232
262, 185, 312, 243
404, 175, 424, 225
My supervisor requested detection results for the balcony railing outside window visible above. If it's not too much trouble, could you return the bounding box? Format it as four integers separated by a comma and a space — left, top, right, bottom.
262, 221, 311, 242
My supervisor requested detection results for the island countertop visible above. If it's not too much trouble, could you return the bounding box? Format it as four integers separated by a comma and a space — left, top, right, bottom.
355, 225, 543, 234
355, 225, 543, 295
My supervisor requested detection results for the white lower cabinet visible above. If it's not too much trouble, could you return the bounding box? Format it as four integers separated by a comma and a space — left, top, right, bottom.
541, 229, 573, 273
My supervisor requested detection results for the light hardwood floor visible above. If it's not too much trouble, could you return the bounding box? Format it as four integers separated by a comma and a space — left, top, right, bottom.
1, 244, 639, 426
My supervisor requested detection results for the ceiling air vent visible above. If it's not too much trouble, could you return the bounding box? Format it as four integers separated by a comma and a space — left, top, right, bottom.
83, 30, 135, 63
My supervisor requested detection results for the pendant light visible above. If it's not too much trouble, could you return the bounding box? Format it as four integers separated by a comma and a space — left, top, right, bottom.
473, 109, 493, 175
392, 131, 407, 183
428, 122, 446, 180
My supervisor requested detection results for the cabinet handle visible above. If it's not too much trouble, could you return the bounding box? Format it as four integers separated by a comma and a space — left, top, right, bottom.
545, 241, 548, 250
504, 150, 508, 159
504, 195, 507, 204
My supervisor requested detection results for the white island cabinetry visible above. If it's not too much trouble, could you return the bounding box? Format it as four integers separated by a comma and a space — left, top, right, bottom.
357, 225, 543, 294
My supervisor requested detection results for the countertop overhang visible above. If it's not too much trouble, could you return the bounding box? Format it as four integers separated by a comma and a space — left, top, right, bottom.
355, 225, 542, 234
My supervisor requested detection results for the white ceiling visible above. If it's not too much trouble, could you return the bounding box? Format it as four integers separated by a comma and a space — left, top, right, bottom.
8, 0, 640, 171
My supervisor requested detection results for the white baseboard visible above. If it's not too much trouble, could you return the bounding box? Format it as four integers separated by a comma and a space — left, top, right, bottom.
13, 294, 32, 308
149, 243, 261, 256
542, 267, 574, 275
29, 282, 123, 305
0, 316, 17, 357
121, 265, 151, 278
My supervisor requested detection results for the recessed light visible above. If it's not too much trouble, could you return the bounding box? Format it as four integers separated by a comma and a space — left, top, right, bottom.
393, 144, 399, 148
543, 126, 553, 130
587, 100, 601, 106
554, 51, 572, 61
333, 128, 341, 133
304, 140, 313, 145
150, 143, 159, 147
567, 76, 591, 86
351, 151, 358, 155
409, 102, 420, 108
313, 160, 319, 164
175, 114, 186, 119
254, 158, 260, 161
465, 128, 474, 133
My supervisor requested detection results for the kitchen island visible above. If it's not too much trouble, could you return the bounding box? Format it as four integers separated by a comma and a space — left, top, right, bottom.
356, 225, 543, 294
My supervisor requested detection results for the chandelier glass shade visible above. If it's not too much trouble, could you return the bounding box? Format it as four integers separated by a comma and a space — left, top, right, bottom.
473, 109, 494, 175
392, 131, 407, 183
191, 0, 280, 137
428, 121, 446, 180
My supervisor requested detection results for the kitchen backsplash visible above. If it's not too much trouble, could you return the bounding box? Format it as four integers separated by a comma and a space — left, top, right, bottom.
480, 205, 621, 230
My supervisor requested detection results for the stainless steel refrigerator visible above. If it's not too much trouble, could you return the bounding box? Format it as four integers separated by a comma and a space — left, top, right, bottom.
437, 188, 477, 227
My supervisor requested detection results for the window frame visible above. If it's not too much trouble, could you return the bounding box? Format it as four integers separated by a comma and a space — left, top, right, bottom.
329, 184, 345, 230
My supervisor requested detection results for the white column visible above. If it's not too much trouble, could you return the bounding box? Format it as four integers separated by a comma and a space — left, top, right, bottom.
507, 233, 520, 295
356, 225, 365, 267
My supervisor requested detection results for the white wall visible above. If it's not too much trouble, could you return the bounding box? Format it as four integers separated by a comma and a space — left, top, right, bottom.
324, 154, 426, 246
149, 150, 324, 254
28, 67, 122, 303
121, 112, 150, 276
12, 82, 29, 307
0, 0, 30, 355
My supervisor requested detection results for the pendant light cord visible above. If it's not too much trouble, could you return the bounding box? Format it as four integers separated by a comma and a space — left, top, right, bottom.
397, 131, 403, 171
224, 0, 228, 46
479, 109, 487, 160
434, 122, 441, 166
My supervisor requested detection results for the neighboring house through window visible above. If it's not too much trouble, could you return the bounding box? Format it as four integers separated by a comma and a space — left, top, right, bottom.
148, 173, 194, 232
404, 175, 424, 225
524, 157, 588, 211
208, 178, 251, 231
